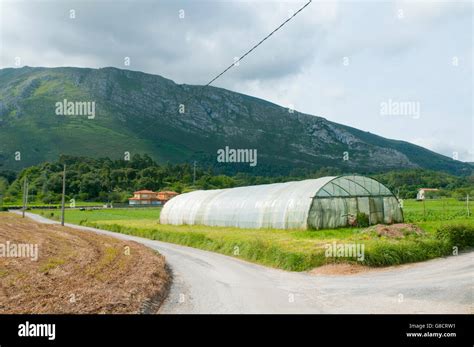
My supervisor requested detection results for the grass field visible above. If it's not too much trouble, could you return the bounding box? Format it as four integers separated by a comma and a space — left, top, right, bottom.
38, 207, 160, 222
403, 198, 471, 223
2, 200, 103, 208
33, 199, 473, 271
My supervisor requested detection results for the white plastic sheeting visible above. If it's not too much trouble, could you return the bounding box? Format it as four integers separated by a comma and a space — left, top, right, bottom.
160, 175, 403, 230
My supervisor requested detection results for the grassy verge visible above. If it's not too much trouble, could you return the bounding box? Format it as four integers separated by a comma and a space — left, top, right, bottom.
1, 200, 103, 209
32, 203, 474, 272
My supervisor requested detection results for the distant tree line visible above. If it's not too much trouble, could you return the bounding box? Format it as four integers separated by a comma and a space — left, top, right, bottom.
0, 155, 472, 205
373, 169, 474, 200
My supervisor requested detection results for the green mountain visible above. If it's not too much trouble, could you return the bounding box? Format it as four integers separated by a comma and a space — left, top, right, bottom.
0, 66, 471, 176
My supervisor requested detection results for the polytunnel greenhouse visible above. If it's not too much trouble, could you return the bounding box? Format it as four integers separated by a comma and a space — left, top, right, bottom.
159, 175, 404, 230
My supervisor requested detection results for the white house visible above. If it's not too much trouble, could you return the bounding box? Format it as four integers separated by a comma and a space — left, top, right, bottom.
416, 188, 439, 201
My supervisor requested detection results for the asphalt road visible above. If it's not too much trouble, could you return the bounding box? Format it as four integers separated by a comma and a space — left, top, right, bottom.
17, 211, 474, 314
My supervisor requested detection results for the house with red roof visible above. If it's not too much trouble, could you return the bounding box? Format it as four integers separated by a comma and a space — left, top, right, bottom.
129, 190, 178, 206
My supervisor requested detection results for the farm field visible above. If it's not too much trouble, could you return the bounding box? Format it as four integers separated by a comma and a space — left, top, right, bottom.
33, 199, 474, 271
38, 207, 160, 223
0, 212, 170, 313
403, 198, 471, 221
2, 200, 103, 208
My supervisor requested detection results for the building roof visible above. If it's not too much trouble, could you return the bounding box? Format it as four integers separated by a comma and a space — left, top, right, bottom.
133, 190, 156, 194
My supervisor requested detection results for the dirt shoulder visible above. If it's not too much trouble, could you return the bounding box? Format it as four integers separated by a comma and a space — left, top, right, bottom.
0, 212, 170, 314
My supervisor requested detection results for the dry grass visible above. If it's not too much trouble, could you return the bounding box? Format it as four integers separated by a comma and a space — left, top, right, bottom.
0, 213, 170, 314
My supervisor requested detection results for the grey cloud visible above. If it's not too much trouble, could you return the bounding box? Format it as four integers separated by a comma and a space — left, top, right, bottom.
2, 1, 317, 84
0, 0, 472, 162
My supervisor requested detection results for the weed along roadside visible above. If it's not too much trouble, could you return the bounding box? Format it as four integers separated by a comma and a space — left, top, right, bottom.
75, 221, 472, 270
33, 198, 474, 272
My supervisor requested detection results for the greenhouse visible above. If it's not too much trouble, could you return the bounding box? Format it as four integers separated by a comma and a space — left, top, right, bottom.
159, 175, 404, 230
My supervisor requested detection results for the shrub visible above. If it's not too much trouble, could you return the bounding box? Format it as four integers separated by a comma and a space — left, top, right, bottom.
2, 196, 15, 204
356, 212, 370, 227
363, 239, 451, 267
436, 224, 474, 250
42, 193, 61, 204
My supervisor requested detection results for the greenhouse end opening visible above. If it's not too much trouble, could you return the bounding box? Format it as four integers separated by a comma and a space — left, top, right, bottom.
159, 175, 404, 230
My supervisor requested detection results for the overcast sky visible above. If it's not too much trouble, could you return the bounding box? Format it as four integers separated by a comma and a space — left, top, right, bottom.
1, 0, 472, 161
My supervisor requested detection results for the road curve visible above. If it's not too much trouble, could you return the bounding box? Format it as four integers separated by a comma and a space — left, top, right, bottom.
16, 211, 473, 314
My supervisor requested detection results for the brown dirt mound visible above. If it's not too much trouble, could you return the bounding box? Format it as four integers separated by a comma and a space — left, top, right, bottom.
309, 263, 376, 276
362, 223, 425, 238
309, 261, 420, 276
0, 213, 170, 314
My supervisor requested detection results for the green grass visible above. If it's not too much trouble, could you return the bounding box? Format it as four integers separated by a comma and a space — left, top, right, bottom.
32, 199, 473, 271
402, 198, 472, 233
2, 201, 103, 208
38, 207, 160, 223
403, 198, 471, 222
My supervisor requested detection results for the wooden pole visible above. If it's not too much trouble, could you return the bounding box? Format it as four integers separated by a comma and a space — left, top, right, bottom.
193, 161, 196, 186
467, 194, 470, 217
25, 181, 29, 208
22, 176, 27, 218
60, 164, 66, 226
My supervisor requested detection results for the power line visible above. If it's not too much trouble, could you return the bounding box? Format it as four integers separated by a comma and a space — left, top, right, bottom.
204, 0, 312, 88
180, 0, 312, 107
121, 1, 312, 153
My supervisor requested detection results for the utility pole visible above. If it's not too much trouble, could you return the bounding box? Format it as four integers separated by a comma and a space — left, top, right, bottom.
22, 176, 28, 218
193, 161, 196, 186
60, 164, 66, 226
25, 181, 29, 208
467, 194, 470, 217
